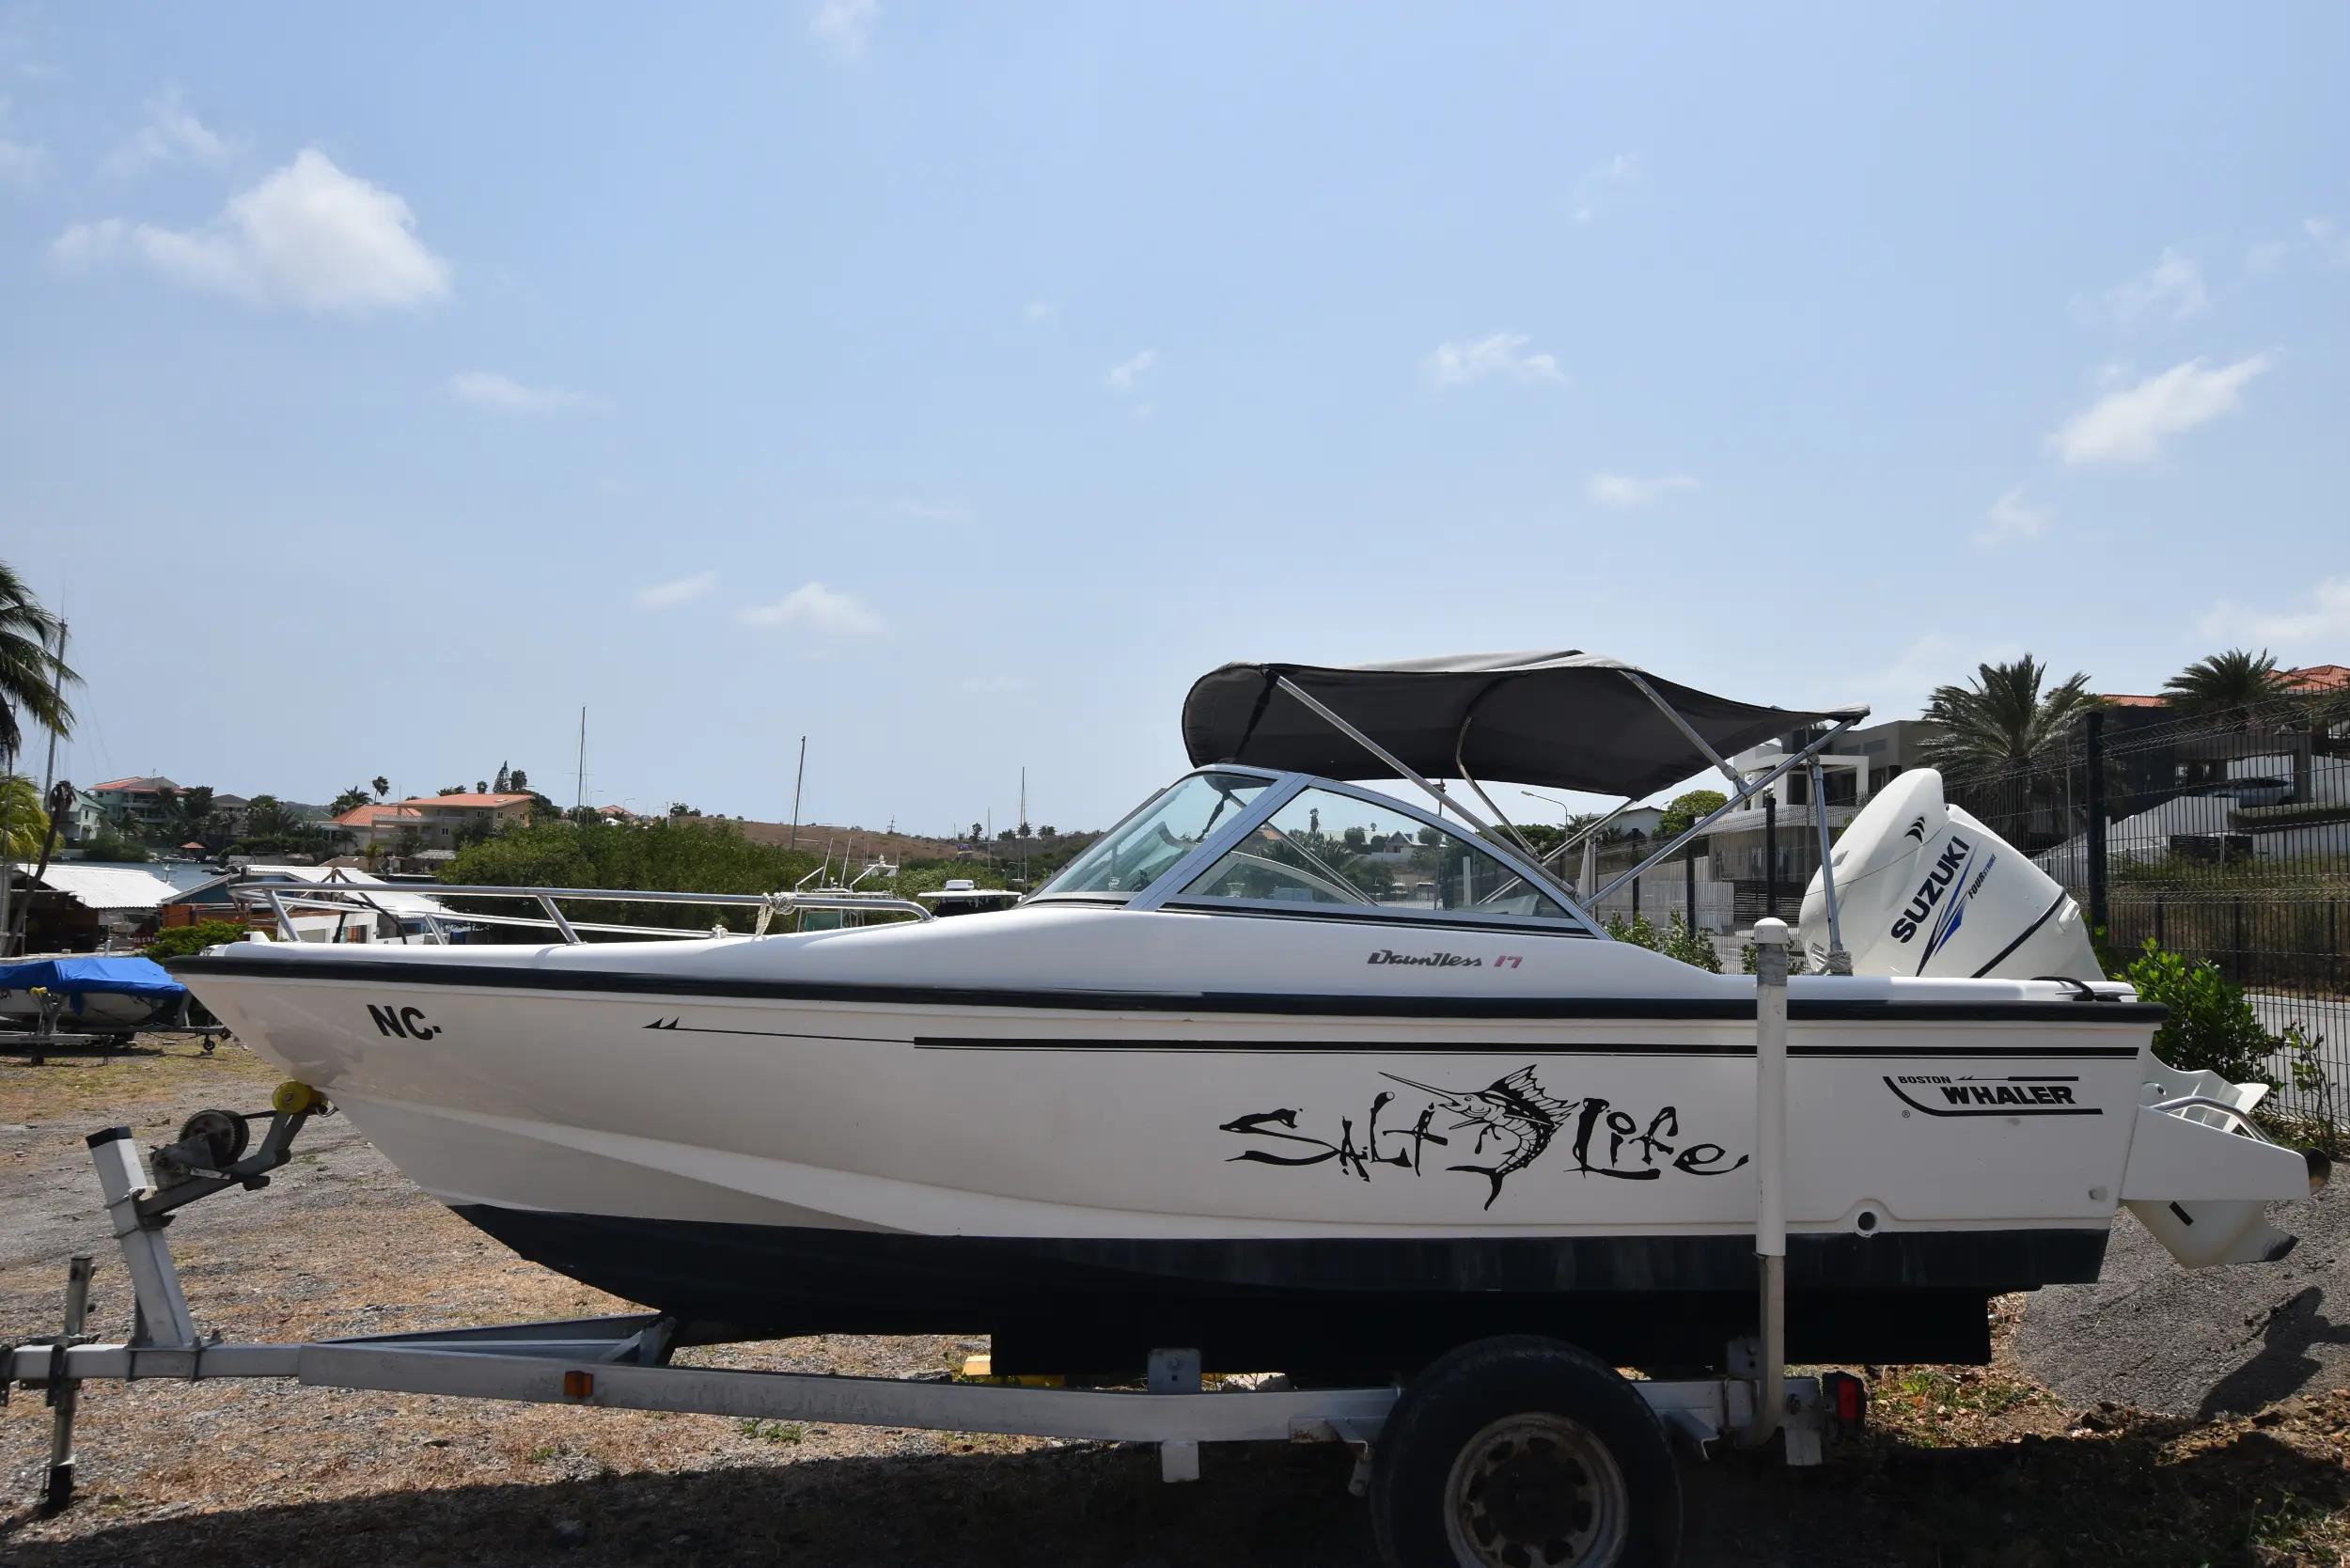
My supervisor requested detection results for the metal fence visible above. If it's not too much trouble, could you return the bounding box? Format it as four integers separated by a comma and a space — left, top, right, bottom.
1942, 702, 2350, 1118
1577, 801, 1826, 951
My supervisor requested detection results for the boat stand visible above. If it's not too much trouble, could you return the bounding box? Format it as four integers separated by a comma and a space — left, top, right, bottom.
6, 1105, 1843, 1516
0, 991, 108, 1063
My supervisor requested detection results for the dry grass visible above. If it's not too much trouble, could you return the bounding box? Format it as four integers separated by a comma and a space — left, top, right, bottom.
3, 1045, 2349, 1566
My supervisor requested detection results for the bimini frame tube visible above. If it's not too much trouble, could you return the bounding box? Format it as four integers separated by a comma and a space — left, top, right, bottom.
1271, 676, 1601, 933
1807, 754, 1850, 971
1588, 710, 1865, 910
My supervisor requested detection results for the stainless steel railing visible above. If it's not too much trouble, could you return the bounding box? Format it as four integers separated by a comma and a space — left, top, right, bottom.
227, 881, 933, 947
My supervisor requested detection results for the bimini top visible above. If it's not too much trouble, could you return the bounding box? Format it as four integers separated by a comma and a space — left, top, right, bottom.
1183, 651, 1861, 798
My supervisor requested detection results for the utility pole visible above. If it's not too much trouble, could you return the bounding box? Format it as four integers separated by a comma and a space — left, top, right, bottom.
39, 620, 65, 799
1019, 766, 1027, 886
1, 708, 16, 956
574, 707, 587, 811
790, 737, 807, 851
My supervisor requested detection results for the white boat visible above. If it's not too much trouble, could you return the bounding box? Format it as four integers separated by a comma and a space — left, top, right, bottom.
173, 653, 2321, 1382
0, 953, 187, 1037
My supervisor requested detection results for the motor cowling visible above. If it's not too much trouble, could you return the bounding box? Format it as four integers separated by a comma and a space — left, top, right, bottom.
1799, 768, 2101, 980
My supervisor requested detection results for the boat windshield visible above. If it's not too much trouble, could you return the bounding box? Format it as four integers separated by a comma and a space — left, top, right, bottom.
1174, 785, 1574, 923
1037, 772, 1271, 898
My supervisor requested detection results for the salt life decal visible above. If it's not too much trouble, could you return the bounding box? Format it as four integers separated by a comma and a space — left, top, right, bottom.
1220, 1065, 1748, 1209
1882, 1074, 2103, 1118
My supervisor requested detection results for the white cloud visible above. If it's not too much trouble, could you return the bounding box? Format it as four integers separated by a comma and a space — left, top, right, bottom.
2196, 577, 2350, 651
2248, 218, 2350, 274
1425, 332, 1564, 388
740, 581, 885, 636
449, 371, 589, 414
101, 89, 231, 178
634, 572, 717, 611
1105, 349, 1156, 394
52, 149, 451, 313
810, 0, 878, 59
1572, 153, 1639, 224
1587, 473, 1696, 508
2071, 248, 2206, 332
2047, 353, 2274, 465
1024, 299, 1051, 322
1972, 487, 2050, 549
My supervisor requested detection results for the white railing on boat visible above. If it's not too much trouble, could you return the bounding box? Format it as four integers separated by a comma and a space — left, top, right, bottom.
226, 881, 932, 946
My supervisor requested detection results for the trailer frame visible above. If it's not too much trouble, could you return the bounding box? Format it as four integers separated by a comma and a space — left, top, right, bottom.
4, 1105, 1839, 1526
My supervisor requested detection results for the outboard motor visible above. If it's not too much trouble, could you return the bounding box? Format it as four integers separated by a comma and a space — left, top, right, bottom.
1799, 767, 2100, 981
1805, 768, 2324, 1269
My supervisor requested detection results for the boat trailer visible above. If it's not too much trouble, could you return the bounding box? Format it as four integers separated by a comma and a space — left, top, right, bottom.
4, 926, 1851, 1562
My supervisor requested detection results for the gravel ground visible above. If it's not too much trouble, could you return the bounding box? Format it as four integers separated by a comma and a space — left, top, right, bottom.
2016, 1183, 2350, 1418
4, 1040, 2350, 1566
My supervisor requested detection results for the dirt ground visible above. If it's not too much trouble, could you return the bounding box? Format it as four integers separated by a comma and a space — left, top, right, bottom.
3, 1040, 2348, 1567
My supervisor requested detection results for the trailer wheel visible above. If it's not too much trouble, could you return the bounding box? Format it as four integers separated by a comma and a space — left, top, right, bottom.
1369, 1336, 1678, 1568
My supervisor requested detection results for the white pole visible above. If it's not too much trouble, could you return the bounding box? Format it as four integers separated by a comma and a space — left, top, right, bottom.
1808, 756, 1850, 973
1744, 916, 1790, 1447
790, 736, 807, 852
39, 620, 65, 798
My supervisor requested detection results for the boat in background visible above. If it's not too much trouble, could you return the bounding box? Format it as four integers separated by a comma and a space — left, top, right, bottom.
0, 953, 187, 1041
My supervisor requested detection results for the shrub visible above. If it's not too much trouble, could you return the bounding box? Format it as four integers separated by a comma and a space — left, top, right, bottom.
1659, 915, 1722, 972
1605, 912, 1661, 949
2119, 937, 2276, 1086
1608, 911, 1722, 972
145, 919, 251, 960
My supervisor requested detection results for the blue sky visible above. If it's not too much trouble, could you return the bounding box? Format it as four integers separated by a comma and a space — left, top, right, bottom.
4, 3, 2346, 835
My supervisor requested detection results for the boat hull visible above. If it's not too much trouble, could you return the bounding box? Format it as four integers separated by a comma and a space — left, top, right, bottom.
454, 1205, 2098, 1375
175, 909, 2162, 1373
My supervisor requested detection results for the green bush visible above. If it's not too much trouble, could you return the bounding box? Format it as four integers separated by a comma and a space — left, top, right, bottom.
1659, 915, 1722, 972
444, 818, 822, 935
144, 919, 250, 960
1607, 911, 1722, 972
2119, 937, 2276, 1087
886, 862, 1010, 897
1604, 911, 1660, 949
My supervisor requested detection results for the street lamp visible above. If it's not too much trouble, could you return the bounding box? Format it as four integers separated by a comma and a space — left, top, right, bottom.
1519, 790, 1572, 837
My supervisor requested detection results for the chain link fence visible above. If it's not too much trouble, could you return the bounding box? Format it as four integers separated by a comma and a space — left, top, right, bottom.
1941, 703, 2350, 1117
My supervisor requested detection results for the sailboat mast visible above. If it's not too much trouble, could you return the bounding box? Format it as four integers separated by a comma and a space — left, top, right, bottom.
790, 736, 807, 852
39, 620, 65, 798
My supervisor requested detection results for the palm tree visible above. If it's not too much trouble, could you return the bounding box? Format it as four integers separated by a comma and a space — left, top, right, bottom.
1919, 655, 2105, 773
0, 562, 76, 756
0, 775, 49, 858
2162, 648, 2292, 726
1920, 656, 2107, 849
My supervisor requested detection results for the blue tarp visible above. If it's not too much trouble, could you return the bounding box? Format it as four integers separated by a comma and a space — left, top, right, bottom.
0, 955, 186, 1000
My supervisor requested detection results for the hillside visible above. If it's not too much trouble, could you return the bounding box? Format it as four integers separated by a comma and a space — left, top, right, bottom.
732, 820, 1096, 870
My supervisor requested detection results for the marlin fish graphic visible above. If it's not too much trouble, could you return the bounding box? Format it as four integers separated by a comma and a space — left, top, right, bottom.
1383, 1066, 1576, 1210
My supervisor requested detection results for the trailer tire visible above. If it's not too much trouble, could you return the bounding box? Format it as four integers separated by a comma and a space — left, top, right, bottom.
1369, 1335, 1678, 1568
